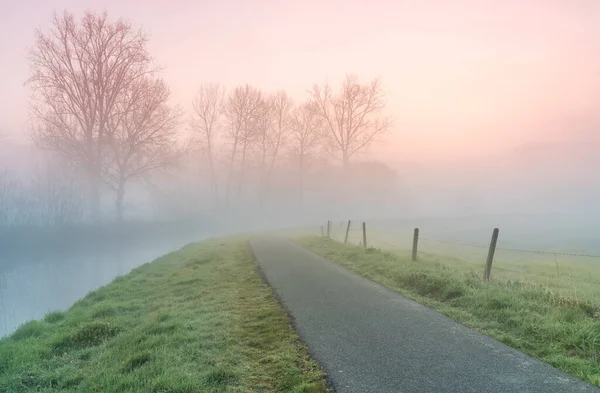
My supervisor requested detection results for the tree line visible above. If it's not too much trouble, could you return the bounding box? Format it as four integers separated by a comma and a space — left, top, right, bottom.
1, 10, 394, 226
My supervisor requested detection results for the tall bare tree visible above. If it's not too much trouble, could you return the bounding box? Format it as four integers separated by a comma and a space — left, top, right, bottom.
26, 10, 155, 220
254, 99, 274, 206
223, 85, 263, 205
286, 102, 326, 205
190, 83, 224, 206
104, 76, 185, 222
266, 91, 293, 172
254, 91, 293, 205
289, 101, 326, 173
310, 74, 391, 169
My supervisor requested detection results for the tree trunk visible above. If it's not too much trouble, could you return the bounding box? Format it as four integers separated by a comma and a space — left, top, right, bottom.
342, 149, 350, 170
89, 168, 101, 223
207, 144, 219, 210
115, 179, 125, 224
225, 138, 238, 208
237, 140, 248, 200
298, 156, 305, 208
259, 145, 267, 208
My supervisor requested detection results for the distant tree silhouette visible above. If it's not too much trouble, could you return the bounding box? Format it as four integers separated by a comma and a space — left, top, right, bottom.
0, 169, 18, 226
255, 91, 293, 206
223, 85, 263, 206
26, 10, 155, 221
191, 83, 225, 208
104, 76, 186, 222
310, 75, 391, 169
31, 158, 85, 226
289, 101, 326, 173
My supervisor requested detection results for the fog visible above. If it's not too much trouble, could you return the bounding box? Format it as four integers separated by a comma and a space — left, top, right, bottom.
1, 1, 600, 337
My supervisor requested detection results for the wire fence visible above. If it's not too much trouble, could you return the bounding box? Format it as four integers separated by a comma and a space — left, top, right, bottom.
320, 220, 600, 302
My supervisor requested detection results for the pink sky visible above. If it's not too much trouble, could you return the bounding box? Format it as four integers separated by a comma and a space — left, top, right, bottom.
1, 0, 599, 163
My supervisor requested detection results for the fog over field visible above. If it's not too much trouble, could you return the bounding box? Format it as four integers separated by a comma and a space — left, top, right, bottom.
1, 0, 599, 337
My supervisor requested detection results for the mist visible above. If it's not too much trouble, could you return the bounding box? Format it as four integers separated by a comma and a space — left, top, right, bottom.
1, 1, 600, 339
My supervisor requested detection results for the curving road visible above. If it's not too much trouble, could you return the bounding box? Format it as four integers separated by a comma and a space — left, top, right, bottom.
250, 236, 600, 393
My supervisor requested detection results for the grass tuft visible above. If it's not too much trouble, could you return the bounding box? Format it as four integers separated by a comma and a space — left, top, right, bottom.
44, 311, 65, 324
202, 366, 239, 386
11, 321, 47, 341
52, 321, 121, 353
293, 383, 327, 393
122, 351, 152, 373
144, 322, 179, 336
90, 304, 118, 319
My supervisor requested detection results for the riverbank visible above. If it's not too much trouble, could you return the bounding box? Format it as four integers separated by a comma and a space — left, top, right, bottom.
0, 236, 329, 392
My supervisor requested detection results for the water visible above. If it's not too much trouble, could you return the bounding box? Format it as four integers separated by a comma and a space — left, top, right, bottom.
0, 234, 204, 339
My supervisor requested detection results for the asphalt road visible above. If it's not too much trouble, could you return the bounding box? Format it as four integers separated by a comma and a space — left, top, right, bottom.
249, 236, 600, 393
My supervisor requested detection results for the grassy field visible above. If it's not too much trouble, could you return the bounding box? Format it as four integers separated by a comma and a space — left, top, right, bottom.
296, 235, 600, 388
327, 222, 600, 304
0, 236, 329, 393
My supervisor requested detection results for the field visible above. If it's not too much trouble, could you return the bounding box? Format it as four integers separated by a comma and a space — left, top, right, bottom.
0, 236, 329, 393
326, 219, 600, 304
296, 232, 600, 387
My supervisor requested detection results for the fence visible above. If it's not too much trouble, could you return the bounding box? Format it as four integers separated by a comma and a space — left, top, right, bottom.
320, 219, 600, 302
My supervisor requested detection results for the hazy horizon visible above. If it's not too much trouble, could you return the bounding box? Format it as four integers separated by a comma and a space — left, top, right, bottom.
2, 0, 599, 165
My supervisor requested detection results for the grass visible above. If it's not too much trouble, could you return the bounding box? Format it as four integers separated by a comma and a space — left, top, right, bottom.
296, 235, 600, 387
0, 236, 330, 393
333, 224, 600, 304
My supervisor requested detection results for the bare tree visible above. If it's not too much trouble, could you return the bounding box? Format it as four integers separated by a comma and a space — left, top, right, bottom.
26, 10, 155, 221
254, 99, 274, 206
254, 91, 293, 205
0, 169, 36, 227
31, 158, 85, 226
0, 169, 17, 226
223, 85, 263, 205
103, 76, 185, 222
190, 83, 224, 207
266, 91, 293, 172
310, 74, 391, 169
289, 101, 326, 173
285, 102, 326, 205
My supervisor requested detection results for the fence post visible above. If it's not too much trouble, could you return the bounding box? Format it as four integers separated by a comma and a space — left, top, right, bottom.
344, 220, 351, 244
326, 220, 331, 238
362, 222, 367, 250
412, 228, 419, 261
320, 225, 324, 238
483, 228, 499, 281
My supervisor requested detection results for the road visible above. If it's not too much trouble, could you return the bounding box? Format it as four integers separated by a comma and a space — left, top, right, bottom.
249, 236, 600, 393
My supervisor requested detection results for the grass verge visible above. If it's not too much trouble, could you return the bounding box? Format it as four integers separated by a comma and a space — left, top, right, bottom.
296, 235, 600, 387
333, 224, 600, 303
0, 236, 330, 393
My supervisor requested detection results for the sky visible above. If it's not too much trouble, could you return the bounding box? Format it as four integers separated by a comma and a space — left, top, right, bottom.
1, 0, 599, 164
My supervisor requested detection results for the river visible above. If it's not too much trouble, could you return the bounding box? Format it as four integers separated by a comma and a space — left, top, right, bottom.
0, 232, 206, 338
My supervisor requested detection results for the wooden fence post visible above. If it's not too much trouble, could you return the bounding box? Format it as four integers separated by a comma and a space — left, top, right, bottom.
412, 228, 419, 261
483, 228, 499, 281
326, 220, 331, 238
362, 222, 367, 250
344, 220, 351, 244
321, 225, 324, 238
